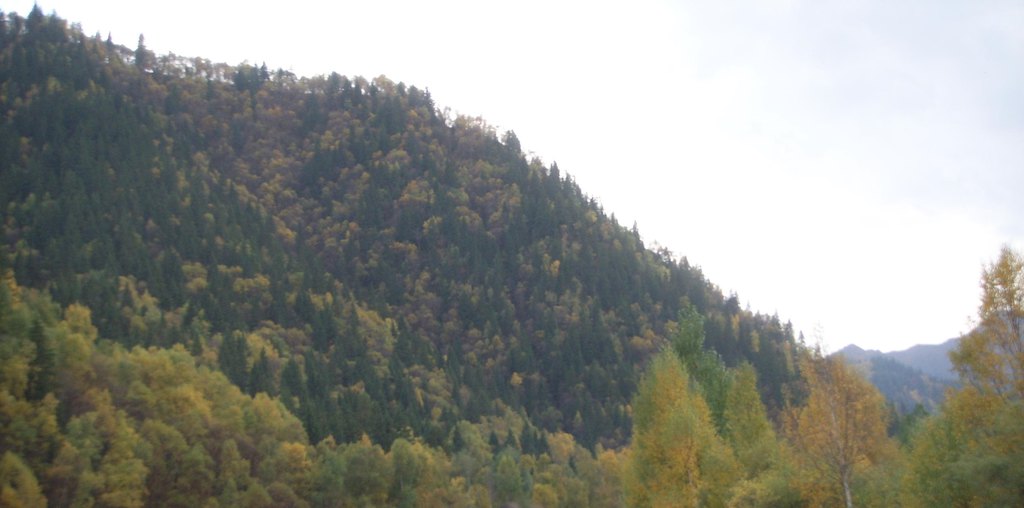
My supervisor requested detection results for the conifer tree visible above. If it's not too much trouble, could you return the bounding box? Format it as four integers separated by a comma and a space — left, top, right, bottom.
218, 332, 249, 389
26, 319, 55, 401
134, 34, 152, 71
248, 349, 274, 396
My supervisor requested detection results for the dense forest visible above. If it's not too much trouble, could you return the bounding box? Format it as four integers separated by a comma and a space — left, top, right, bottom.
1, 8, 1021, 507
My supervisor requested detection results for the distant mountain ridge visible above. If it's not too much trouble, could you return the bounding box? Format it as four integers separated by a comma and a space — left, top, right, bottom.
887, 338, 960, 381
837, 338, 959, 381
834, 339, 960, 413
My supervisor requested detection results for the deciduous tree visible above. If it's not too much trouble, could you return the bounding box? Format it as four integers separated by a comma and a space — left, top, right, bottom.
787, 351, 888, 508
0, 452, 45, 508
723, 363, 776, 478
904, 246, 1024, 507
626, 352, 738, 507
951, 244, 1024, 399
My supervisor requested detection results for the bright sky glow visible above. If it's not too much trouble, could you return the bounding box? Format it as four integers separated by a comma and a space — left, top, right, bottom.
12, 0, 1023, 352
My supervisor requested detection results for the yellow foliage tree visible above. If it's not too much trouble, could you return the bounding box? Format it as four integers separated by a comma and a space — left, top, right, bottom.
626, 352, 739, 507
97, 428, 148, 508
787, 351, 889, 508
388, 437, 452, 506
951, 244, 1024, 399
904, 245, 1024, 507
0, 452, 45, 508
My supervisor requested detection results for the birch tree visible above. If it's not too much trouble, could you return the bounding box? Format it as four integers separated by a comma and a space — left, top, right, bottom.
904, 246, 1024, 506
787, 351, 888, 508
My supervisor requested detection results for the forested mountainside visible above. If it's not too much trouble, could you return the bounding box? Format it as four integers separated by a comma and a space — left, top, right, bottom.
4, 10, 1023, 507
0, 6, 800, 451
0, 9, 805, 504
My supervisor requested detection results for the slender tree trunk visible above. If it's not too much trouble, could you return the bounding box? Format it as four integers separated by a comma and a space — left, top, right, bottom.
842, 468, 854, 508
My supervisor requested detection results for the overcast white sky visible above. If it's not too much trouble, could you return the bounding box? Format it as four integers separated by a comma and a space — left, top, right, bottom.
13, 1, 1023, 352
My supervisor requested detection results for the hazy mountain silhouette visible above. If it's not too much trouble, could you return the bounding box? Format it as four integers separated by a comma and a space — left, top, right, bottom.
834, 339, 959, 413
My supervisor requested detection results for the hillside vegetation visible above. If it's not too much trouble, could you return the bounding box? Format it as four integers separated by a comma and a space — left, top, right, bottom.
0, 7, 797, 505
1, 8, 1021, 507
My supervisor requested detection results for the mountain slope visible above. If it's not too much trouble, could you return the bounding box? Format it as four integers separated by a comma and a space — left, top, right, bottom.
833, 344, 879, 364
834, 343, 956, 413
887, 338, 958, 381
0, 7, 800, 455
835, 338, 959, 381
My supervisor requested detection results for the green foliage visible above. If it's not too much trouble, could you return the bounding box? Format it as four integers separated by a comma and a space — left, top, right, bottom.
889, 403, 929, 446
493, 450, 526, 506
0, 269, 628, 505
0, 8, 800, 458
25, 319, 54, 401
723, 363, 777, 479
672, 304, 733, 433
341, 436, 392, 505
0, 8, 813, 506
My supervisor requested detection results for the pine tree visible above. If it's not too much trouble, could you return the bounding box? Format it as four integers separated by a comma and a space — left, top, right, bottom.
26, 319, 55, 401
134, 34, 152, 71
248, 349, 274, 396
218, 332, 250, 389
280, 357, 306, 413
0, 263, 12, 335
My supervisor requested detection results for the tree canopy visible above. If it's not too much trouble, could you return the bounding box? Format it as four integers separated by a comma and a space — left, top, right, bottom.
2, 8, 1018, 507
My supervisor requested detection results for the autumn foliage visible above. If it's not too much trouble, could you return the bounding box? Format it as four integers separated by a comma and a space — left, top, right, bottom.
1, 6, 1022, 507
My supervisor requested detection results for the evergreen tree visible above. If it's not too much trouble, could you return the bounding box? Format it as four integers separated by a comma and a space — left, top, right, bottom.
218, 332, 250, 389
26, 319, 55, 401
280, 357, 307, 413
134, 34, 152, 71
248, 349, 275, 396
